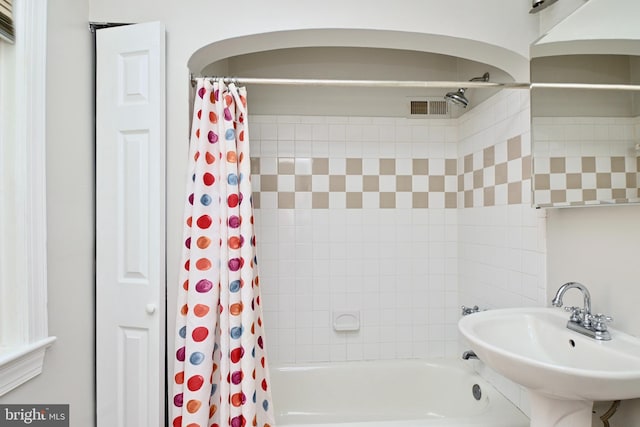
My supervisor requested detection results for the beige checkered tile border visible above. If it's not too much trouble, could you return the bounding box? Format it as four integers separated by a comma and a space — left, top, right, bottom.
251, 157, 458, 209
533, 156, 640, 207
458, 135, 532, 208
251, 133, 531, 209
251, 132, 531, 209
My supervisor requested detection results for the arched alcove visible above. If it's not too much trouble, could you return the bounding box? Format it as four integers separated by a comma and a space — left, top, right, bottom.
187, 29, 527, 117
188, 29, 529, 80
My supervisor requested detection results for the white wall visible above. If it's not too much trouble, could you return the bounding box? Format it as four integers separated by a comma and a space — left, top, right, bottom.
533, 0, 640, 57
88, 0, 537, 79
0, 1, 95, 426
546, 205, 640, 424
85, 1, 539, 410
0, 2, 540, 423
547, 205, 640, 337
4, 1, 637, 425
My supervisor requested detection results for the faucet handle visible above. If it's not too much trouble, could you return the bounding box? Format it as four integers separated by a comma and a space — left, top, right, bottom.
564, 306, 583, 322
461, 305, 480, 316
590, 313, 613, 332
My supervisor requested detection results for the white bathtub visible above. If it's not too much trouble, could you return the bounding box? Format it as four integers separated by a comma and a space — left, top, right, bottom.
270, 359, 529, 427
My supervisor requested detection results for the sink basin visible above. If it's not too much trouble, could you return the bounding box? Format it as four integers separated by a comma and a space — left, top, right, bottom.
458, 307, 640, 427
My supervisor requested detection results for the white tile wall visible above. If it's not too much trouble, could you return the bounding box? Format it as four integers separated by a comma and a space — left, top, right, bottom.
252, 115, 461, 364
251, 89, 547, 416
457, 89, 546, 417
533, 116, 636, 158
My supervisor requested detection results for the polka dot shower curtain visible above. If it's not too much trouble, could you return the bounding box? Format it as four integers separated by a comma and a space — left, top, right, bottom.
172, 78, 276, 427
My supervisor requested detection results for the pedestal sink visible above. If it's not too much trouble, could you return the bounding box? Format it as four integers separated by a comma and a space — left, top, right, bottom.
458, 307, 640, 427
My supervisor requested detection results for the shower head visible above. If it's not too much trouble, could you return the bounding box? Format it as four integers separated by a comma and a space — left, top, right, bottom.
444, 72, 490, 109
444, 88, 469, 108
529, 0, 559, 14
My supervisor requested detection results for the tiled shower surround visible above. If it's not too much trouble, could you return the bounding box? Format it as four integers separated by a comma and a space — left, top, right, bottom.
249, 90, 547, 381
533, 116, 640, 206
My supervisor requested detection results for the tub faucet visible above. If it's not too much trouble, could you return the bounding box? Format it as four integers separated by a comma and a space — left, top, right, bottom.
551, 281, 612, 340
462, 350, 478, 360
461, 305, 480, 316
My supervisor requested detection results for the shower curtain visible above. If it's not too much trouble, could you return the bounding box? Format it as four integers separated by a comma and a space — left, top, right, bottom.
172, 78, 276, 427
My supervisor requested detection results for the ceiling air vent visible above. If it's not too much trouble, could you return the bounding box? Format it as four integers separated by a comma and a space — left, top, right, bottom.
408, 98, 450, 118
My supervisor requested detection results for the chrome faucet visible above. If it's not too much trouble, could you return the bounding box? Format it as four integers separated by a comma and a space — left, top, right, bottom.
551, 281, 612, 340
552, 282, 592, 325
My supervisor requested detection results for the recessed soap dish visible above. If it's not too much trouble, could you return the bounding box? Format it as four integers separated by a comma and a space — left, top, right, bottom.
333, 310, 360, 332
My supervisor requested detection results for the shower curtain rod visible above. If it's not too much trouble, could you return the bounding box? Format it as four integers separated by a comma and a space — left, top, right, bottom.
189, 76, 640, 91
531, 82, 640, 91
189, 75, 531, 89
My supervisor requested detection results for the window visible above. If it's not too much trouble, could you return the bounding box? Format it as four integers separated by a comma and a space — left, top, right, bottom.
0, 0, 54, 396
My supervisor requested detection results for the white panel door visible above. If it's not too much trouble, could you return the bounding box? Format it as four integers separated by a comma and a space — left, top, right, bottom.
96, 22, 165, 427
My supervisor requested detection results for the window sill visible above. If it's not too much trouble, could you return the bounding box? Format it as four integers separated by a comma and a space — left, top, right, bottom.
0, 336, 56, 396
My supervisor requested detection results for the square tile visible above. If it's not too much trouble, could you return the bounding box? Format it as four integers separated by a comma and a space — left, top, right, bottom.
295, 158, 313, 175
346, 158, 363, 175
412, 192, 428, 208
345, 175, 363, 192
379, 192, 396, 208
464, 190, 473, 208
484, 187, 495, 206
429, 175, 445, 192
328, 192, 346, 209
311, 157, 329, 175
413, 159, 429, 175
278, 192, 295, 209
444, 192, 457, 209
278, 175, 295, 192
250, 157, 261, 174
550, 157, 565, 173
312, 175, 330, 192
508, 182, 522, 205
330, 175, 346, 192
612, 188, 627, 199
495, 162, 508, 185
396, 176, 413, 192
582, 157, 596, 173
445, 159, 457, 176
261, 175, 278, 192
507, 135, 521, 161
464, 154, 473, 173
379, 159, 396, 175
483, 146, 495, 167
295, 176, 312, 192
596, 173, 612, 189
363, 175, 380, 192
566, 173, 582, 189
473, 169, 483, 189
428, 192, 445, 209
312, 192, 329, 209
522, 155, 532, 180
550, 189, 566, 204
278, 158, 295, 174
346, 192, 363, 209
611, 156, 626, 173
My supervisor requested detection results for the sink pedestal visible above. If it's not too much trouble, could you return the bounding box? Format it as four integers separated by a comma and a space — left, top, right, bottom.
528, 391, 592, 427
